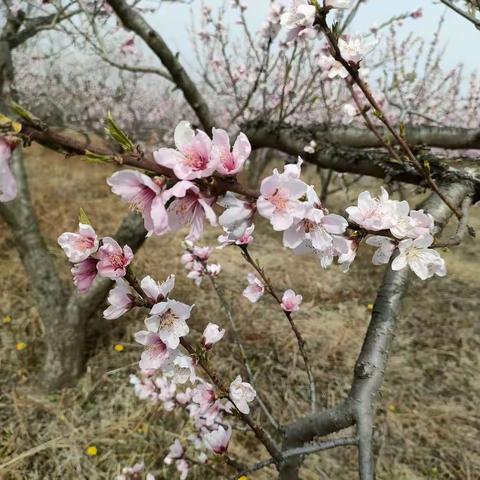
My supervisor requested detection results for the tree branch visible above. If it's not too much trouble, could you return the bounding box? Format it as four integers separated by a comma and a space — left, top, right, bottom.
105, 0, 215, 131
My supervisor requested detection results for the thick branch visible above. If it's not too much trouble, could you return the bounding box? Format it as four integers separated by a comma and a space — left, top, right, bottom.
245, 121, 480, 194
105, 0, 215, 131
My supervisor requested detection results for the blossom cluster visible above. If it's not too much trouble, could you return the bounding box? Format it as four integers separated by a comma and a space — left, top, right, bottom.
255, 158, 445, 279
346, 188, 446, 280
181, 243, 221, 286
57, 224, 135, 295
107, 121, 251, 241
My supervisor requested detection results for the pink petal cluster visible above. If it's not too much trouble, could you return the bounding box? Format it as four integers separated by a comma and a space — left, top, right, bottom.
229, 375, 256, 414
217, 192, 255, 243
154, 121, 216, 180
346, 188, 443, 279
58, 223, 99, 263
164, 440, 189, 480
155, 121, 251, 180
165, 180, 217, 242
338, 35, 377, 64
242, 273, 265, 303
391, 234, 446, 280
141, 274, 175, 303
257, 164, 308, 231
181, 243, 221, 286
211, 128, 251, 175
280, 0, 316, 43
116, 462, 147, 480
281, 289, 303, 312
97, 237, 134, 279
103, 279, 135, 320
202, 323, 225, 350
0, 138, 17, 202
107, 170, 169, 235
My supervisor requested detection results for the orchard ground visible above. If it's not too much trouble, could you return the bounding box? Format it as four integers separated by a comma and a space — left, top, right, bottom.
0, 145, 478, 479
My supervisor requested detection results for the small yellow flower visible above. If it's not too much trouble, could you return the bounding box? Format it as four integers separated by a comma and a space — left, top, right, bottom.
2, 315, 12, 324
16, 341, 27, 351
367, 303, 374, 311
114, 344, 125, 352
238, 477, 249, 480
388, 404, 397, 413
86, 446, 97, 456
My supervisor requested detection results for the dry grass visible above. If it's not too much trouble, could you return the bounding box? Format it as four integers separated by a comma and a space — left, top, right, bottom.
0, 146, 479, 479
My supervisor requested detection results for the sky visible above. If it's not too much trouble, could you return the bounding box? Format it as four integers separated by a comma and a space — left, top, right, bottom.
151, 0, 478, 77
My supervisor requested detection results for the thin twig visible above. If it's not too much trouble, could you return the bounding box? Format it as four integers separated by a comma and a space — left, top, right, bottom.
239, 245, 317, 413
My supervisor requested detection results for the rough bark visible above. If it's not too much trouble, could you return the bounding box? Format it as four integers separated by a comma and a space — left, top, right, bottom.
245, 120, 480, 151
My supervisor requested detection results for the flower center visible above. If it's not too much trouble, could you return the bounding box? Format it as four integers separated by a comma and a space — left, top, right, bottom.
160, 309, 178, 328
130, 185, 156, 212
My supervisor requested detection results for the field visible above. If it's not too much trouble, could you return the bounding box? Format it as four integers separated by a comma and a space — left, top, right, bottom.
0, 145, 479, 479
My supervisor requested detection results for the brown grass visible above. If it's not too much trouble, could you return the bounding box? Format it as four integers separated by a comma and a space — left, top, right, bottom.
0, 146, 479, 479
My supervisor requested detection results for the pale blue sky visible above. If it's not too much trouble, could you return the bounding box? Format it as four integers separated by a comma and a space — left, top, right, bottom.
151, 0, 478, 76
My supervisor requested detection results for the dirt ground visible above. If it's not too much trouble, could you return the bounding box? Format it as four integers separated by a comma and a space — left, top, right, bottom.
0, 146, 479, 480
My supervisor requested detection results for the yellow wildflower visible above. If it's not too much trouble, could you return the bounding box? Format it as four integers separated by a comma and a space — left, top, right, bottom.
114, 344, 125, 352
16, 341, 27, 351
86, 446, 97, 456
2, 315, 12, 324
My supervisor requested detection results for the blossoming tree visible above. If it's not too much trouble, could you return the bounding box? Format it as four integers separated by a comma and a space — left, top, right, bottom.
1, 0, 479, 479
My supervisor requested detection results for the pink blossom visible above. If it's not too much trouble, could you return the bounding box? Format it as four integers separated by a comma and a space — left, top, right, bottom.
338, 35, 377, 64
342, 103, 357, 124
281, 289, 303, 312
134, 327, 171, 371
337, 238, 359, 272
391, 234, 446, 280
58, 223, 99, 263
346, 188, 393, 231
116, 462, 144, 480
164, 352, 196, 384
218, 224, 255, 247
175, 459, 189, 480
97, 237, 133, 279
0, 138, 16, 202
154, 121, 217, 180
366, 236, 396, 265
202, 323, 225, 349
192, 383, 216, 412
71, 257, 98, 293
146, 299, 193, 349
390, 208, 434, 239
211, 128, 251, 175
283, 187, 348, 250
202, 425, 232, 454
283, 156, 304, 179
206, 263, 221, 276
217, 192, 255, 237
107, 170, 169, 236
164, 439, 183, 465
141, 274, 175, 303
103, 279, 135, 319
242, 273, 265, 303
191, 245, 212, 261
280, 1, 316, 43
319, 54, 348, 79
229, 375, 256, 414
257, 170, 307, 231
129, 374, 157, 401
175, 387, 193, 405
164, 181, 217, 242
